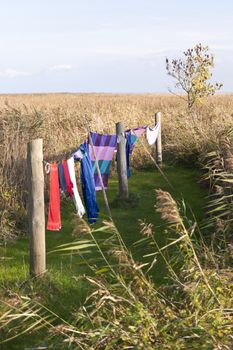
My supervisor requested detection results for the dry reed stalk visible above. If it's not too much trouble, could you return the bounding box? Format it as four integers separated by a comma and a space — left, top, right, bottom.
0, 93, 233, 238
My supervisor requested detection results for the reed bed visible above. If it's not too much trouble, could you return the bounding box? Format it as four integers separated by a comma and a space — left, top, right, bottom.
0, 93, 233, 238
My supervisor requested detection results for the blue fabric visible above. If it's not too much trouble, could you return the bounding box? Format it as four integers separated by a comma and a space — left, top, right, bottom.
73, 143, 99, 224
125, 127, 146, 178
58, 162, 67, 192
126, 132, 131, 178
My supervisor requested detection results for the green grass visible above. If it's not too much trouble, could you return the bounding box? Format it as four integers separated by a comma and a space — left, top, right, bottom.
0, 165, 208, 349
97, 166, 207, 283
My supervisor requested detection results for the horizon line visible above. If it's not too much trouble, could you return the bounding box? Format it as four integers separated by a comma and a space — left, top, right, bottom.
0, 91, 232, 96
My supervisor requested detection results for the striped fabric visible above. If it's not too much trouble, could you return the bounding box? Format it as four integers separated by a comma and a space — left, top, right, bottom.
124, 126, 147, 178
88, 132, 117, 190
126, 126, 147, 154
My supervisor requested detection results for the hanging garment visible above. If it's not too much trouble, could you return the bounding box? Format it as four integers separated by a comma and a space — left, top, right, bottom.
58, 161, 67, 193
146, 122, 161, 145
47, 163, 61, 231
63, 160, 74, 197
126, 126, 147, 154
88, 132, 117, 190
67, 157, 86, 218
125, 131, 132, 178
125, 126, 147, 177
73, 143, 99, 223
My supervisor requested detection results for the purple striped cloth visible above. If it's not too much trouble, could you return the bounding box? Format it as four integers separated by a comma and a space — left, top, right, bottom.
88, 132, 117, 190
126, 126, 147, 153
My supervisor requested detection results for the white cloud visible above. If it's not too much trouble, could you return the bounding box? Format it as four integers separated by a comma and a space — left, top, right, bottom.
48, 64, 72, 72
0, 69, 31, 78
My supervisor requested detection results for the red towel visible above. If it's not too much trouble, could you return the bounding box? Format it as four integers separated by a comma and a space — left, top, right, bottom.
47, 163, 61, 231
63, 160, 74, 197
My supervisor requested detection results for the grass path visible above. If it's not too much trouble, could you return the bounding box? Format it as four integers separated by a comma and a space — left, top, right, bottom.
0, 166, 207, 349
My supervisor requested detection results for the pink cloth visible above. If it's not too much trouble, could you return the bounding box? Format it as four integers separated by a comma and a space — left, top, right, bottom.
92, 146, 115, 161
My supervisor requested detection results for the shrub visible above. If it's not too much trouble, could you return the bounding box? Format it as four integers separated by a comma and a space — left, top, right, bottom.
166, 43, 222, 109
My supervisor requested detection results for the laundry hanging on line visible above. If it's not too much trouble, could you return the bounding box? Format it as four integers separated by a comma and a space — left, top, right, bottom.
67, 157, 86, 218
46, 122, 154, 230
58, 161, 67, 193
63, 159, 74, 197
47, 163, 61, 231
88, 131, 117, 190
73, 142, 99, 224
146, 122, 160, 146
125, 126, 147, 177
125, 131, 132, 178
126, 126, 147, 153
46, 157, 85, 230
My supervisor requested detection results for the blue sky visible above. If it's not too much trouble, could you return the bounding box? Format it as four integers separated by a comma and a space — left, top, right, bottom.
0, 0, 233, 93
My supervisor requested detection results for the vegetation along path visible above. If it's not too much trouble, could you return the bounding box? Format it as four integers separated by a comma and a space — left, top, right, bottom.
0, 165, 207, 349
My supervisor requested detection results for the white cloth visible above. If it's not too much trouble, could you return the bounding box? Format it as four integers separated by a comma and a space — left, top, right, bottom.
146, 122, 160, 146
67, 157, 85, 218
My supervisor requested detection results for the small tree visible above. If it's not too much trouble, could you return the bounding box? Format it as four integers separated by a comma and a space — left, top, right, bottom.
166, 43, 222, 109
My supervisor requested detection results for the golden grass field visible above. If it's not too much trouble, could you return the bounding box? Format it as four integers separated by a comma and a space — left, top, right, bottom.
1, 93, 233, 157
0, 93, 233, 209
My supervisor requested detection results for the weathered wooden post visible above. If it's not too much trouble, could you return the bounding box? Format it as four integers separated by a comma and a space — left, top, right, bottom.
155, 112, 162, 165
116, 122, 129, 198
27, 138, 46, 277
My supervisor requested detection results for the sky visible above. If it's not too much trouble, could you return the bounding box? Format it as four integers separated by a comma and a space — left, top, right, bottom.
0, 0, 233, 93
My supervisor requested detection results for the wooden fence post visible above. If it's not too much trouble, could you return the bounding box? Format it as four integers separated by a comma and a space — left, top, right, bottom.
27, 138, 46, 277
155, 112, 162, 165
116, 122, 129, 198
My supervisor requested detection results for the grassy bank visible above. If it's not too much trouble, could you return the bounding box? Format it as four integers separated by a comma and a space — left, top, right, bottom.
0, 166, 207, 349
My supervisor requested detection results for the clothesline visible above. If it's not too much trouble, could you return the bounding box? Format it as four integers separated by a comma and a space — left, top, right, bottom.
43, 123, 159, 165
46, 122, 160, 231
